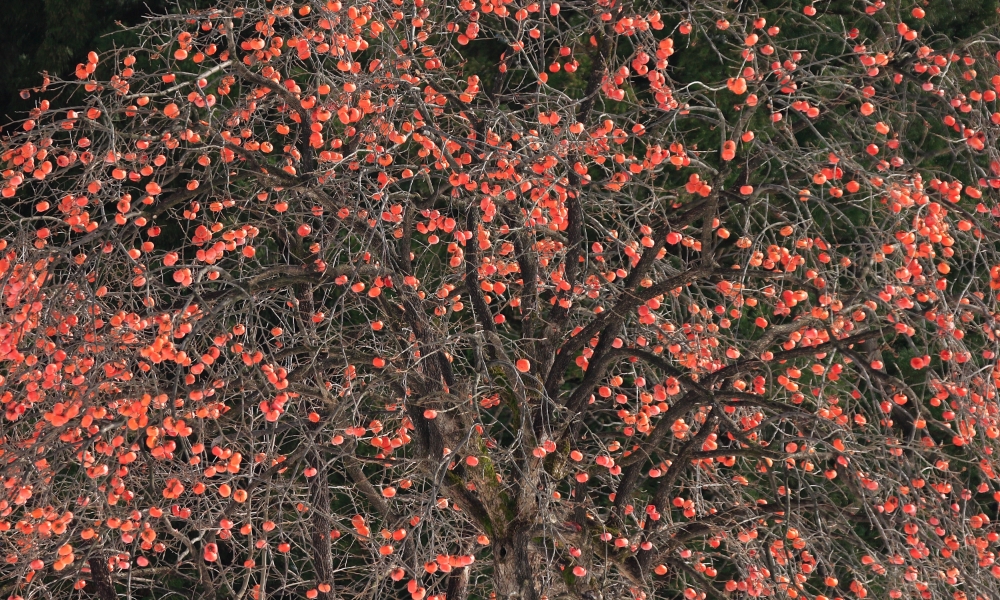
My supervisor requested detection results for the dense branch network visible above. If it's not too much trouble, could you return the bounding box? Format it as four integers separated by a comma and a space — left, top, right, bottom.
3, 1, 1000, 600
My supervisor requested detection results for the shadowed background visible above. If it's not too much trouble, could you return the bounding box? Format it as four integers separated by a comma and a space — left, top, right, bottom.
2, 0, 999, 124
0, 0, 208, 124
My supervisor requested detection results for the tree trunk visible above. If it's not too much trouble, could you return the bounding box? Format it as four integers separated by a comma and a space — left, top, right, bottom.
309, 455, 334, 600
493, 524, 538, 600
88, 555, 117, 600
446, 566, 469, 600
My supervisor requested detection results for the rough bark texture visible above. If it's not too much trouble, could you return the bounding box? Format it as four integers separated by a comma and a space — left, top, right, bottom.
493, 524, 539, 600
88, 555, 116, 600
445, 566, 469, 600
309, 458, 334, 600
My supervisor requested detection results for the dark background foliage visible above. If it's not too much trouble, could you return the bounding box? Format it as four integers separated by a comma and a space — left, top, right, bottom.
0, 0, 211, 124
3, 0, 999, 125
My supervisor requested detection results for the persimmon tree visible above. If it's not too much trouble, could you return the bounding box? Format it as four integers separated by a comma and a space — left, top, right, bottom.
7, 0, 1000, 599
